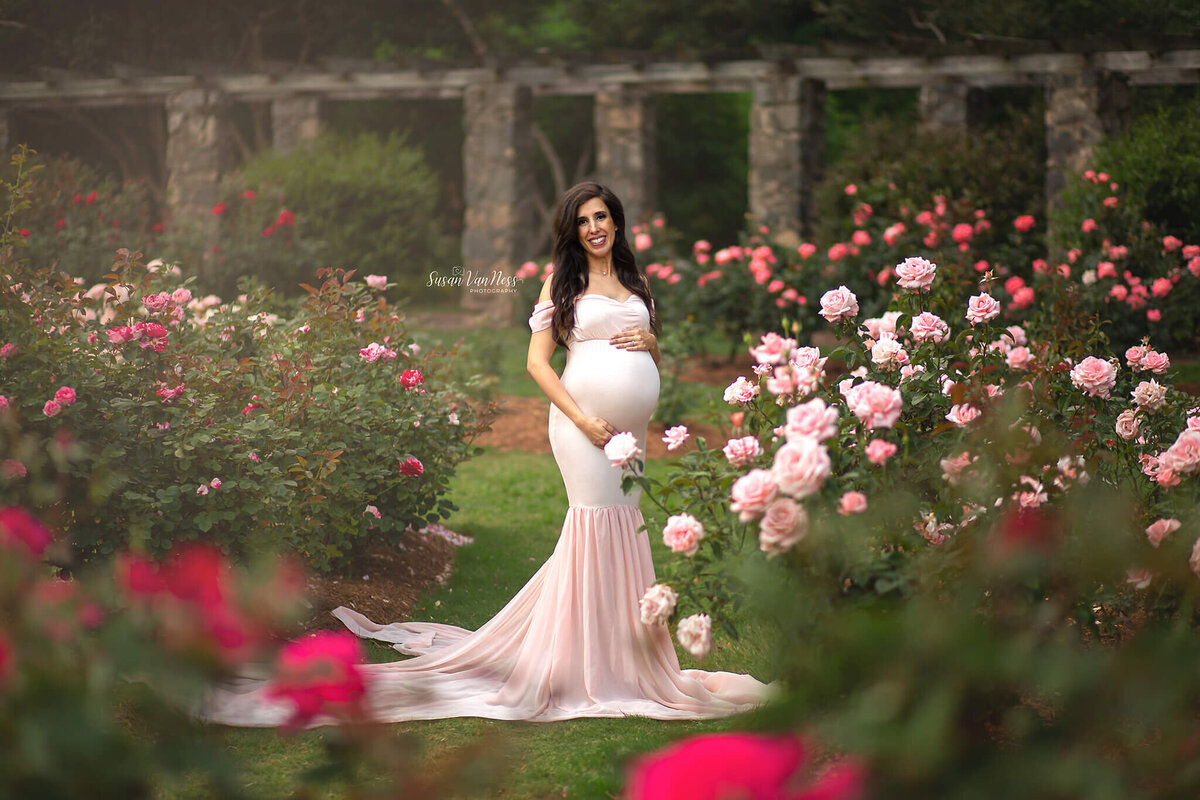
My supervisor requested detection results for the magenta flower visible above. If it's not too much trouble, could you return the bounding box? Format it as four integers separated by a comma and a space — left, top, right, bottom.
43, 400, 62, 418
266, 630, 367, 730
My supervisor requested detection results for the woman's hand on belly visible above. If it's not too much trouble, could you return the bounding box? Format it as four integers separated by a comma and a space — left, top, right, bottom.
576, 415, 618, 448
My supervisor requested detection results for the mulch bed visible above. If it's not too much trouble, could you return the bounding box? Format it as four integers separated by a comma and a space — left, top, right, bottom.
302, 527, 459, 631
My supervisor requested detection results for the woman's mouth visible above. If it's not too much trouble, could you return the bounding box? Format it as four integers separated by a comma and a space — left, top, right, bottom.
588, 235, 607, 248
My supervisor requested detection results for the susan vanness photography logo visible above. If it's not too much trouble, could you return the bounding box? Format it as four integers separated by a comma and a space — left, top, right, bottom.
428, 266, 519, 294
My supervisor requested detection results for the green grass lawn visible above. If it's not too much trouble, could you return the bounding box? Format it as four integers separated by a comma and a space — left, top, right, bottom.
159, 450, 776, 799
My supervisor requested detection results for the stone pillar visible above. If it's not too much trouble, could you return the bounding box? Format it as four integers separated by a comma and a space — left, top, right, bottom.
271, 95, 321, 154
0, 107, 10, 155
595, 88, 657, 226
461, 80, 533, 316
1044, 70, 1128, 207
919, 81, 970, 134
749, 75, 824, 237
165, 89, 224, 224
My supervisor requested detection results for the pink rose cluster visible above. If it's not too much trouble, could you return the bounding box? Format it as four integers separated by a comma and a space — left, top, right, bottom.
106, 321, 170, 351
662, 513, 706, 556
359, 342, 397, 362
42, 385, 77, 418
1069, 356, 1118, 399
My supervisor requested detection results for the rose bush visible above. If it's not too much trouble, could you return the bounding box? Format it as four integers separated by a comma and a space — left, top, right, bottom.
2, 157, 491, 571
629, 232, 1200, 794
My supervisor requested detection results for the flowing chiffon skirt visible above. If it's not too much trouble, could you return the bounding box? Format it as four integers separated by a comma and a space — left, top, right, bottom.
202, 299, 772, 725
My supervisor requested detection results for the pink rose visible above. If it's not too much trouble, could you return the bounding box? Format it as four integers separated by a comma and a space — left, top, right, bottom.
730, 469, 779, 522
364, 275, 388, 290
209, 478, 222, 489
909, 311, 949, 344
723, 436, 763, 467
784, 398, 839, 443
141, 292, 172, 313
400, 369, 423, 389
604, 432, 642, 469
758, 498, 808, 556
1160, 430, 1200, 475
0, 343, 16, 359
1126, 568, 1155, 590
171, 288, 193, 306
662, 425, 689, 451
749, 332, 795, 366
945, 403, 981, 427
43, 400, 62, 418
870, 334, 908, 371
1163, 235, 1183, 252
838, 491, 868, 515
195, 483, 210, 496
0, 396, 8, 412
0, 506, 53, 556
723, 376, 759, 405
818, 286, 859, 324
1014, 215, 1035, 233
359, 342, 397, 362
106, 326, 136, 345
1132, 380, 1167, 411
1114, 409, 1140, 440
662, 514, 706, 556
639, 584, 678, 626
363, 505, 381, 519
941, 451, 976, 485
265, 630, 366, 730
1140, 350, 1170, 374
789, 346, 826, 375
771, 438, 831, 499
1006, 346, 1035, 371
676, 614, 712, 659
865, 438, 898, 465
634, 233, 653, 252
1145, 518, 1181, 548
1069, 356, 1118, 399
249, 452, 261, 463
965, 293, 1001, 326
1014, 476, 1047, 508
2, 459, 26, 479
845, 381, 903, 430
894, 256, 937, 291
399, 457, 425, 476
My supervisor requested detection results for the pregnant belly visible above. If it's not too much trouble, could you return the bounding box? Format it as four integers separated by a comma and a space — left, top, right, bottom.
560, 340, 660, 432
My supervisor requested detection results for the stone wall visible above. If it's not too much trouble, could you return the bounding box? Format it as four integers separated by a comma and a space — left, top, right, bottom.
595, 88, 657, 226
165, 89, 224, 227
461, 81, 534, 318
271, 95, 321, 154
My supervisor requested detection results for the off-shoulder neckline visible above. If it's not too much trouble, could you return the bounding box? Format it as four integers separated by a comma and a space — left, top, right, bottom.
578, 293, 637, 304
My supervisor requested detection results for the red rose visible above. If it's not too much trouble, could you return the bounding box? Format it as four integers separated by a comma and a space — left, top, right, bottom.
211, 202, 227, 216
399, 457, 424, 477
400, 369, 423, 389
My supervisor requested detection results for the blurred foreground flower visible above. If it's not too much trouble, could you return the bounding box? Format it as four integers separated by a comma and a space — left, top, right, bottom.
626, 732, 865, 800
266, 630, 367, 730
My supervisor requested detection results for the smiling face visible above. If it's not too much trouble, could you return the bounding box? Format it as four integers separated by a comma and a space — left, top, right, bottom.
575, 196, 616, 262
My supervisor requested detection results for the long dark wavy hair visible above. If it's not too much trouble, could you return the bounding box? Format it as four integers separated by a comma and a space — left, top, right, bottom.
548, 181, 658, 346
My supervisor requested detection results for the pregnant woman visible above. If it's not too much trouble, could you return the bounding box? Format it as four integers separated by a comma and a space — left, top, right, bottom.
206, 183, 770, 725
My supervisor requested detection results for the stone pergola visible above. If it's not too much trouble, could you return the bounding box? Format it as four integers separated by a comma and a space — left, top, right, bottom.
2, 49, 1198, 313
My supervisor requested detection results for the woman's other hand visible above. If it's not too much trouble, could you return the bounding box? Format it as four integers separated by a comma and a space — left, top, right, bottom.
610, 326, 656, 352
577, 415, 618, 448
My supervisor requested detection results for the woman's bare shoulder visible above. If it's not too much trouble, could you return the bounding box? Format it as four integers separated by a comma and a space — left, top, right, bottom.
538, 275, 554, 302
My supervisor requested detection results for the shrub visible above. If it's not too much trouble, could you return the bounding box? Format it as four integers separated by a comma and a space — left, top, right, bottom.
1, 151, 160, 285
232, 132, 454, 299
2, 151, 490, 571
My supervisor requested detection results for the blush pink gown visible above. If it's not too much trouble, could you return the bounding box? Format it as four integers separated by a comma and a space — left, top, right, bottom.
204, 294, 771, 725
